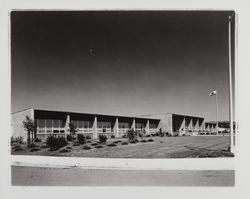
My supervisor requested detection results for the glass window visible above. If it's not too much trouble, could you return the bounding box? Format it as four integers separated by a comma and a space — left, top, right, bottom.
149, 123, 157, 129
59, 120, 66, 128
37, 119, 45, 128
78, 121, 84, 128
53, 120, 59, 128
46, 119, 52, 128
84, 121, 89, 128
97, 121, 102, 128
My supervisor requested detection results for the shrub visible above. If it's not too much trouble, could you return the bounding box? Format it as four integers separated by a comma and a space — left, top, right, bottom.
77, 134, 86, 144
111, 135, 115, 138
11, 136, 24, 144
86, 136, 92, 140
155, 132, 159, 136
99, 135, 108, 143
86, 140, 92, 143
151, 134, 155, 137
30, 147, 40, 152
207, 152, 218, 158
126, 129, 138, 143
159, 132, 165, 137
221, 151, 234, 157
107, 143, 117, 147
113, 140, 122, 144
48, 147, 58, 151
130, 140, 138, 144
121, 142, 128, 145
198, 153, 208, 158
147, 139, 154, 142
66, 146, 72, 149
140, 139, 147, 143
91, 143, 98, 146
59, 148, 70, 153
138, 132, 143, 138
46, 136, 67, 149
12, 145, 23, 151
122, 134, 127, 138
72, 142, 81, 146
30, 143, 38, 148
145, 134, 151, 137
95, 145, 104, 148
34, 137, 41, 142
66, 134, 74, 141
41, 145, 49, 148
83, 145, 91, 150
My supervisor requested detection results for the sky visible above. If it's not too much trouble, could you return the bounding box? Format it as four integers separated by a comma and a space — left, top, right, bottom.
11, 11, 235, 121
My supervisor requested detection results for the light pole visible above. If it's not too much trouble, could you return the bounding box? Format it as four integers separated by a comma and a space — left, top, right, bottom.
228, 13, 235, 153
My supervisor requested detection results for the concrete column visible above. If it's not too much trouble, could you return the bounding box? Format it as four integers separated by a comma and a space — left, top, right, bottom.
93, 116, 97, 139
183, 117, 186, 132
131, 118, 135, 130
145, 120, 150, 135
65, 114, 70, 135
114, 117, 119, 138
45, 120, 47, 134
195, 120, 199, 131
179, 117, 185, 132
190, 118, 193, 130
52, 120, 54, 134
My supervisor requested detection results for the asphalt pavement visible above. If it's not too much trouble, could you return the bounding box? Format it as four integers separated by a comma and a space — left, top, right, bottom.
11, 165, 234, 186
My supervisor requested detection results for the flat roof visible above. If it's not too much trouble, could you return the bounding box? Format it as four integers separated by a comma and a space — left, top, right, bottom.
26, 108, 160, 121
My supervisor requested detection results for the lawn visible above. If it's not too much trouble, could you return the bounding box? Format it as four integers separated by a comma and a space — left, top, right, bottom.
11, 136, 233, 158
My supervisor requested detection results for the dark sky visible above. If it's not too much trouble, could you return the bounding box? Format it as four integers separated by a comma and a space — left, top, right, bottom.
11, 11, 235, 121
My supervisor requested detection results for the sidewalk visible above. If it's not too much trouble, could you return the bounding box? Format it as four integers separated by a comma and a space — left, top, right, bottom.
11, 155, 235, 170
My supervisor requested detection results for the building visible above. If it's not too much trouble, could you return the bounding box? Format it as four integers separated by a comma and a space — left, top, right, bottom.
138, 113, 205, 136
205, 122, 217, 134
11, 108, 206, 140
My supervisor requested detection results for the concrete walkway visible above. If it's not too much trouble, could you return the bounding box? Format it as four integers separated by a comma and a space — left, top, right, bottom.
12, 155, 235, 170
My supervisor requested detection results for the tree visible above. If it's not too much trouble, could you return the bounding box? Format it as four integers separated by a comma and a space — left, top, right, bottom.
69, 122, 77, 139
22, 116, 36, 147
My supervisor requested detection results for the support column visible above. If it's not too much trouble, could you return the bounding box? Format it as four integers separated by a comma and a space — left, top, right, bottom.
93, 116, 97, 139
65, 114, 70, 135
190, 118, 193, 131
183, 117, 186, 133
131, 118, 135, 130
114, 117, 119, 138
145, 120, 150, 135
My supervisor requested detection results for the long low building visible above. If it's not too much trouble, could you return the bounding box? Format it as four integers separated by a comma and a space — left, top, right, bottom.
11, 108, 206, 140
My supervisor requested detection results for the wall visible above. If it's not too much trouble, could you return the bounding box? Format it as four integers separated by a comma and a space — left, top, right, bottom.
11, 108, 34, 139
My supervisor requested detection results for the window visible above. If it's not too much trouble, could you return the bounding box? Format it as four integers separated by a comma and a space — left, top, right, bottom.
149, 123, 157, 129
46, 119, 52, 128
59, 120, 66, 128
118, 122, 130, 129
37, 119, 45, 128
136, 123, 144, 129
53, 120, 59, 128
97, 121, 111, 129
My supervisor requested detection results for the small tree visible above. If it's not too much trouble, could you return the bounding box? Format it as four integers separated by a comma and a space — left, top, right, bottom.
69, 122, 77, 139
126, 129, 138, 143
22, 116, 36, 147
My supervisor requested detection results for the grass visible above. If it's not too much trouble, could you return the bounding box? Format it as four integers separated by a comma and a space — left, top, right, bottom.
11, 136, 232, 158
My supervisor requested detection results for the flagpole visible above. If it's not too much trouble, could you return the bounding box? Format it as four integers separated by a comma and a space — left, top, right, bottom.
228, 14, 234, 153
